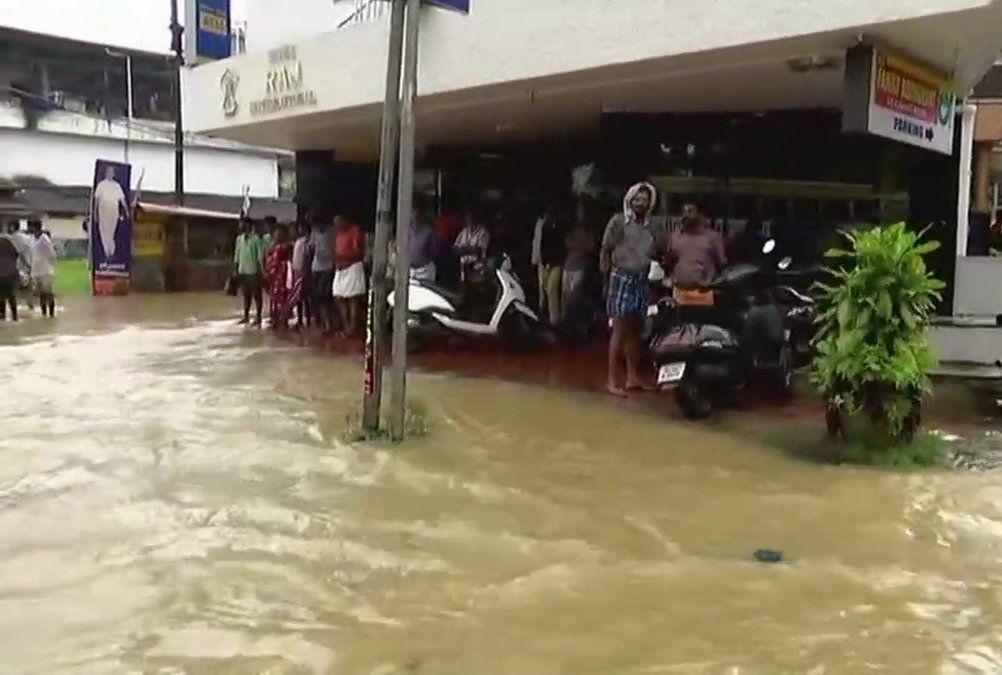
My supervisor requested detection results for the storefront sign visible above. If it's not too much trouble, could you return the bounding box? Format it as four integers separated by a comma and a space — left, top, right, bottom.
133, 218, 166, 258
248, 46, 318, 116
185, 0, 232, 64
843, 44, 957, 155
89, 160, 133, 295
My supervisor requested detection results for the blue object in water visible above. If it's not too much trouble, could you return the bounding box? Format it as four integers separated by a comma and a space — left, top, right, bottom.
754, 549, 783, 563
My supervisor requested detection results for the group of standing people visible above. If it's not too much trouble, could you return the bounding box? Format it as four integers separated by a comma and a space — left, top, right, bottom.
601, 182, 726, 397
229, 183, 729, 402
0, 220, 57, 322
232, 214, 368, 336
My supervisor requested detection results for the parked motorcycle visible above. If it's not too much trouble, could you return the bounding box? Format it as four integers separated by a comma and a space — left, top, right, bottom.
387, 253, 540, 350
648, 240, 808, 418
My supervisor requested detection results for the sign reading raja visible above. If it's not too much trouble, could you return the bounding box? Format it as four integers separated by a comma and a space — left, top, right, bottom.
843, 44, 957, 155
249, 45, 318, 116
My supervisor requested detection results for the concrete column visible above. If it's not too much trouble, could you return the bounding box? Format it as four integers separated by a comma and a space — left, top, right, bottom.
973, 140, 995, 215
956, 103, 977, 259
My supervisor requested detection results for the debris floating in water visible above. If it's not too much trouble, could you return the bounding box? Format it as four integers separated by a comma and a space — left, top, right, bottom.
754, 549, 783, 564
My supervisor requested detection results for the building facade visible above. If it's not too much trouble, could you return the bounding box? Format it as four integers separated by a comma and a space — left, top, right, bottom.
184, 0, 1002, 342
0, 25, 295, 245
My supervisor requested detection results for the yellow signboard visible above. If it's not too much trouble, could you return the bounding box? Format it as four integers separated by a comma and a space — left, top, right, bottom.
133, 217, 166, 258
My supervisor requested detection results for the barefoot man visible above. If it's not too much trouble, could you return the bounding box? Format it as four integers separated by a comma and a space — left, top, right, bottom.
600, 182, 661, 397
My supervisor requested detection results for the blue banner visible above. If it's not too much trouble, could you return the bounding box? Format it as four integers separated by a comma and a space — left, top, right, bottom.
424, 0, 470, 13
90, 160, 133, 294
196, 0, 231, 60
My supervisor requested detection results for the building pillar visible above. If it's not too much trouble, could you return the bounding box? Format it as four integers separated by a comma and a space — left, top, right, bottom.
973, 141, 994, 215
956, 103, 977, 260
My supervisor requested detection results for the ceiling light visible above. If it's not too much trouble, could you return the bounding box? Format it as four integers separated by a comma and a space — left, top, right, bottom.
787, 55, 841, 74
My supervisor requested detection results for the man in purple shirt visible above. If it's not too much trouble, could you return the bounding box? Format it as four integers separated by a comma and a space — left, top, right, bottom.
408, 217, 438, 282
666, 202, 727, 288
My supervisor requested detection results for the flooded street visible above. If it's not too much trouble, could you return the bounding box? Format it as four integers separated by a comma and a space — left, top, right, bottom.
1, 296, 1001, 674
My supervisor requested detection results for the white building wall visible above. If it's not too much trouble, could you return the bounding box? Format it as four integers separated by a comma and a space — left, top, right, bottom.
244, 0, 348, 53
0, 129, 279, 196
188, 0, 1001, 136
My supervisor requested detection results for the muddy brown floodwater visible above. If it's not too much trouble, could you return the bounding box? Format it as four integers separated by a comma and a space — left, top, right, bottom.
1, 295, 1001, 674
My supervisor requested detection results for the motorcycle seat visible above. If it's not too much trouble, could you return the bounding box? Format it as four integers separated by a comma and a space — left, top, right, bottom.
415, 280, 465, 306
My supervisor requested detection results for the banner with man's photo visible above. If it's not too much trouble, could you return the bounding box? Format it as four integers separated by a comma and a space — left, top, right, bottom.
89, 159, 133, 295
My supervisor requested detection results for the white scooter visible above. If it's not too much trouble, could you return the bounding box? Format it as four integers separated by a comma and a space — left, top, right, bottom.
387, 254, 540, 350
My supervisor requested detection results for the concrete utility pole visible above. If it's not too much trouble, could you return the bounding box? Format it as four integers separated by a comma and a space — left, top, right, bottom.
104, 48, 134, 163
169, 0, 185, 205
389, 0, 421, 441
362, 0, 407, 434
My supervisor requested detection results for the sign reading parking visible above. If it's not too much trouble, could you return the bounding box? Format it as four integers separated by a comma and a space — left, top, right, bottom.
843, 44, 956, 156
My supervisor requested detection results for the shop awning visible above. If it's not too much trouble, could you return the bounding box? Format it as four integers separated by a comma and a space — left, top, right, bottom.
136, 202, 240, 220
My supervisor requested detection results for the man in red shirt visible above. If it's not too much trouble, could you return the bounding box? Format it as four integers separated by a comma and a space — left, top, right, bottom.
331, 215, 368, 338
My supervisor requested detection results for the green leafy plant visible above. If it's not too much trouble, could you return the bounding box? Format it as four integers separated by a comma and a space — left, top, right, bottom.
811, 222, 945, 446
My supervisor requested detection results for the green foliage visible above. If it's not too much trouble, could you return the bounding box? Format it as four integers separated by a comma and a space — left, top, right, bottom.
837, 430, 947, 468
811, 223, 945, 443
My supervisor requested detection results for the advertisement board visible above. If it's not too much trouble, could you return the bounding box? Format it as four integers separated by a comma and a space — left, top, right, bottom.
185, 0, 232, 64
843, 44, 957, 155
424, 0, 470, 12
89, 160, 133, 295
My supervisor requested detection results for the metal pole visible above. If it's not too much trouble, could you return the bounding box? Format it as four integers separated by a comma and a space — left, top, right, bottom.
389, 0, 420, 441
956, 103, 976, 260
125, 54, 133, 163
105, 48, 134, 163
170, 0, 185, 205
362, 0, 406, 434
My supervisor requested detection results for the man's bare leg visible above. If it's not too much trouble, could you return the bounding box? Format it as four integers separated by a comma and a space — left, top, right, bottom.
607, 319, 627, 397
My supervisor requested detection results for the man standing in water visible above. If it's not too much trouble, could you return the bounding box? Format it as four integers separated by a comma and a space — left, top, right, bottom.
600, 182, 661, 397
4, 222, 32, 311
0, 233, 19, 321
28, 220, 56, 318
92, 165, 129, 260
233, 218, 264, 326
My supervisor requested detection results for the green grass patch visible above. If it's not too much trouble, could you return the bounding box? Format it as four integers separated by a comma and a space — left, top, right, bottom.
760, 419, 949, 468
341, 399, 433, 443
54, 259, 91, 296
836, 430, 948, 468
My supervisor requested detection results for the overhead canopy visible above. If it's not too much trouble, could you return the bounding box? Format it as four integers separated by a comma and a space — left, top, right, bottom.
136, 202, 240, 221
186, 0, 1002, 160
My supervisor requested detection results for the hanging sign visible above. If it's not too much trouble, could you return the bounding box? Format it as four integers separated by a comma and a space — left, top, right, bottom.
843, 44, 957, 155
185, 0, 232, 64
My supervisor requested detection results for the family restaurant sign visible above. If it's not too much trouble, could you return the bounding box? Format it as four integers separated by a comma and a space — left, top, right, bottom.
843, 44, 957, 155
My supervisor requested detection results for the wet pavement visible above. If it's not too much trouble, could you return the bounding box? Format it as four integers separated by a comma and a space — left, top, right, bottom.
1, 295, 1001, 673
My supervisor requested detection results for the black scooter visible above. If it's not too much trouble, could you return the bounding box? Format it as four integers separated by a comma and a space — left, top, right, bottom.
649, 241, 806, 418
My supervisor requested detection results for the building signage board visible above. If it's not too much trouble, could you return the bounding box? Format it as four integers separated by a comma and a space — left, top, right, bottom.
843, 44, 957, 155
89, 160, 133, 295
220, 45, 318, 119
424, 0, 470, 13
186, 0, 232, 64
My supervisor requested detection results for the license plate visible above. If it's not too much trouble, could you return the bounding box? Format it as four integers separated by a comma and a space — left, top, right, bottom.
657, 362, 686, 386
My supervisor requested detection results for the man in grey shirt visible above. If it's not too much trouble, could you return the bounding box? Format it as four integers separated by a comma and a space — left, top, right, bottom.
310, 220, 335, 332
600, 182, 662, 397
